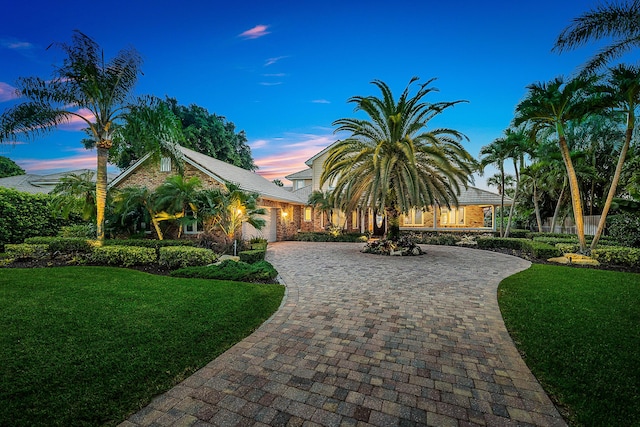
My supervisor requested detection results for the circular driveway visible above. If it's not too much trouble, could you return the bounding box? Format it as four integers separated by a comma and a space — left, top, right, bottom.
121, 242, 566, 427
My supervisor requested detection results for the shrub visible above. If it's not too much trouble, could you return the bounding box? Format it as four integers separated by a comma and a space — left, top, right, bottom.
0, 188, 66, 244
58, 224, 96, 238
476, 237, 528, 250
608, 213, 640, 248
24, 237, 96, 254
556, 243, 580, 254
171, 260, 278, 283
533, 236, 578, 246
239, 249, 266, 264
422, 235, 460, 246
158, 246, 217, 269
294, 232, 368, 242
24, 237, 58, 245
103, 239, 195, 249
592, 246, 640, 266
507, 229, 530, 238
521, 240, 562, 259
5, 243, 49, 260
91, 246, 157, 267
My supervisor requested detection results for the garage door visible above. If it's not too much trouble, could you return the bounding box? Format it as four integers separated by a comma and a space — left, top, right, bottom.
242, 207, 278, 242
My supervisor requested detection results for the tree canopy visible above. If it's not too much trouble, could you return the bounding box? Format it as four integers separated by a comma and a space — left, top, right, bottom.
0, 156, 25, 178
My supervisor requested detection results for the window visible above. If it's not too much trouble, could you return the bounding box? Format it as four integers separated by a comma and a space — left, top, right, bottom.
331, 210, 346, 227
351, 210, 358, 228
304, 207, 313, 222
440, 207, 465, 225
160, 157, 171, 172
403, 209, 424, 226
183, 209, 199, 234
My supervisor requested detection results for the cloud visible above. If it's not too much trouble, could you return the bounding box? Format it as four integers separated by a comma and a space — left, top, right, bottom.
262, 73, 286, 77
311, 99, 330, 104
239, 25, 270, 39
259, 82, 283, 86
0, 82, 19, 102
264, 56, 288, 67
17, 152, 97, 172
0, 38, 34, 50
249, 139, 269, 149
58, 108, 95, 131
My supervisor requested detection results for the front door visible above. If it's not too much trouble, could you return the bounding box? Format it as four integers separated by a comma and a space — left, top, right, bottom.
372, 211, 386, 237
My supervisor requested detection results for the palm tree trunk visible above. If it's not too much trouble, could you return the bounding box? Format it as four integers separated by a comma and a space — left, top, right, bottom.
499, 167, 505, 237
95, 146, 108, 243
558, 133, 587, 252
591, 123, 633, 249
385, 206, 401, 241
504, 181, 519, 237
551, 179, 566, 233
533, 185, 543, 232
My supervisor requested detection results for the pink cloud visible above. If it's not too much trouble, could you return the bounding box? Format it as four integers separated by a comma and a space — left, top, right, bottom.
0, 82, 19, 102
18, 153, 97, 172
58, 108, 95, 131
264, 56, 288, 66
239, 25, 270, 39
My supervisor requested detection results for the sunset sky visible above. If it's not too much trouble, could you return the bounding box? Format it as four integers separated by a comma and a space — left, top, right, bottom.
0, 0, 629, 188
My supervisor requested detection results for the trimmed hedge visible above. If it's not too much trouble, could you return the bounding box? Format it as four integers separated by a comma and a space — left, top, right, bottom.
158, 246, 217, 269
239, 249, 266, 264
295, 232, 368, 242
5, 244, 49, 260
477, 237, 561, 258
521, 240, 562, 259
592, 246, 640, 266
103, 239, 196, 249
171, 260, 278, 283
0, 188, 64, 244
24, 237, 95, 254
91, 246, 157, 267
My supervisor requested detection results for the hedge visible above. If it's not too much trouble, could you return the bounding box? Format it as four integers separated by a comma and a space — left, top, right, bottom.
5, 243, 49, 260
103, 239, 196, 249
158, 246, 217, 269
24, 237, 96, 254
91, 246, 157, 267
295, 232, 368, 242
238, 249, 266, 264
0, 188, 64, 244
521, 240, 562, 259
476, 237, 561, 258
592, 246, 640, 267
171, 260, 278, 283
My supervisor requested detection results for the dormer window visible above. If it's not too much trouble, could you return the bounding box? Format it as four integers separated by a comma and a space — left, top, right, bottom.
160, 157, 171, 172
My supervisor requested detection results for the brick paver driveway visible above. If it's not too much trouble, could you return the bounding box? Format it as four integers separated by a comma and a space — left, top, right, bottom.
121, 242, 566, 427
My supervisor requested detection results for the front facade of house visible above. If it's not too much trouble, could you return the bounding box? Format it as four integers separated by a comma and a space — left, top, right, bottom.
287, 141, 511, 234
109, 146, 306, 242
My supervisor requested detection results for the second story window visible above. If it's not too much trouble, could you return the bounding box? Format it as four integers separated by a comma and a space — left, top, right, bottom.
160, 157, 171, 172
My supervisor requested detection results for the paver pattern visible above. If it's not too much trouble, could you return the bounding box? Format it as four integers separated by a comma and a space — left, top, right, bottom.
120, 242, 566, 427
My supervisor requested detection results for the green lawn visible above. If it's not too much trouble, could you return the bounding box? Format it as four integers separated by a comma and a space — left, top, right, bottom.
0, 267, 284, 427
498, 264, 640, 426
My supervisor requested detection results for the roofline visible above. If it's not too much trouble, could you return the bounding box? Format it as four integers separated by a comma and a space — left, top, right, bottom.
108, 153, 152, 189
304, 140, 340, 166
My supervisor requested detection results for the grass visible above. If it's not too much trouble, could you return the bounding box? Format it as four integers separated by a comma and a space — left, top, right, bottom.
0, 267, 284, 427
498, 264, 640, 426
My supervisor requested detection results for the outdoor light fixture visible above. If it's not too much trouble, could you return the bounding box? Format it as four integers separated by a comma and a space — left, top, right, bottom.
281, 211, 289, 218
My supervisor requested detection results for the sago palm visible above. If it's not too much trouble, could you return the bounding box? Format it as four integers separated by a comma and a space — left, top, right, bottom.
322, 77, 476, 240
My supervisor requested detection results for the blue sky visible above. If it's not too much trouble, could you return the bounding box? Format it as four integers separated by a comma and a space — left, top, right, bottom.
0, 0, 622, 188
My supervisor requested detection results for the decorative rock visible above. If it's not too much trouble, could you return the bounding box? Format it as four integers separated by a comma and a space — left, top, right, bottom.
547, 253, 600, 266
213, 255, 241, 265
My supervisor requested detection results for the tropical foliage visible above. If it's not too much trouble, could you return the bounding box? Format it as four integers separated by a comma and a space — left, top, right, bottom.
0, 156, 24, 178
323, 77, 476, 240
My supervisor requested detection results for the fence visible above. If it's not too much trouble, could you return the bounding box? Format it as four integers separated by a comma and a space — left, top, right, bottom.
541, 215, 601, 235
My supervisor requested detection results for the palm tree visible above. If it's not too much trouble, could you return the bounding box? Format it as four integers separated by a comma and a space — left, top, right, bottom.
50, 170, 97, 221
515, 76, 603, 252
0, 32, 181, 242
486, 173, 516, 196
197, 183, 266, 244
521, 163, 546, 232
554, 0, 640, 73
113, 186, 165, 239
590, 64, 640, 248
501, 127, 532, 237
479, 137, 510, 236
308, 190, 336, 227
323, 77, 476, 241
154, 175, 202, 238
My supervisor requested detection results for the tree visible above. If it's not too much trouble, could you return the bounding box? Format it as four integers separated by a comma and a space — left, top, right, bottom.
590, 64, 640, 248
0, 31, 180, 242
112, 186, 164, 239
554, 0, 640, 73
308, 190, 336, 227
50, 170, 96, 221
154, 175, 202, 238
501, 127, 531, 237
0, 156, 25, 178
272, 179, 284, 187
515, 76, 603, 252
197, 183, 266, 244
323, 77, 476, 241
167, 98, 256, 171
479, 137, 510, 236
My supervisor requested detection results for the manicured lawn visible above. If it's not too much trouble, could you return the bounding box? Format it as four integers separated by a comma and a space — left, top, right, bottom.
0, 267, 284, 427
498, 264, 640, 426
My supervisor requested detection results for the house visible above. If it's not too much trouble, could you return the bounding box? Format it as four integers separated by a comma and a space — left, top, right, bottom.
108, 145, 307, 242
0, 169, 116, 194
288, 141, 511, 234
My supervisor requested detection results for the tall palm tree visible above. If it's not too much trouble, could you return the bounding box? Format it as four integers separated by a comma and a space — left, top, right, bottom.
591, 64, 640, 248
323, 77, 476, 240
0, 32, 181, 242
554, 0, 640, 73
515, 76, 603, 252
501, 127, 532, 237
479, 137, 510, 236
521, 163, 546, 232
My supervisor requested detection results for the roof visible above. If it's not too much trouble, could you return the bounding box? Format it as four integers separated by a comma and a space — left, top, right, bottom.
292, 184, 313, 203
0, 169, 116, 194
455, 186, 513, 206
110, 145, 306, 205
285, 168, 313, 180
304, 140, 341, 166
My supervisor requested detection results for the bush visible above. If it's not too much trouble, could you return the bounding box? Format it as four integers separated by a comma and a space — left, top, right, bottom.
58, 224, 96, 238
608, 213, 640, 248
91, 246, 157, 267
103, 239, 196, 249
0, 188, 66, 244
5, 243, 48, 260
24, 237, 96, 254
476, 237, 528, 250
556, 243, 580, 254
592, 246, 640, 266
507, 229, 530, 238
533, 236, 578, 246
521, 240, 562, 259
294, 232, 368, 242
239, 249, 266, 264
422, 235, 460, 246
158, 246, 217, 269
171, 260, 278, 283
